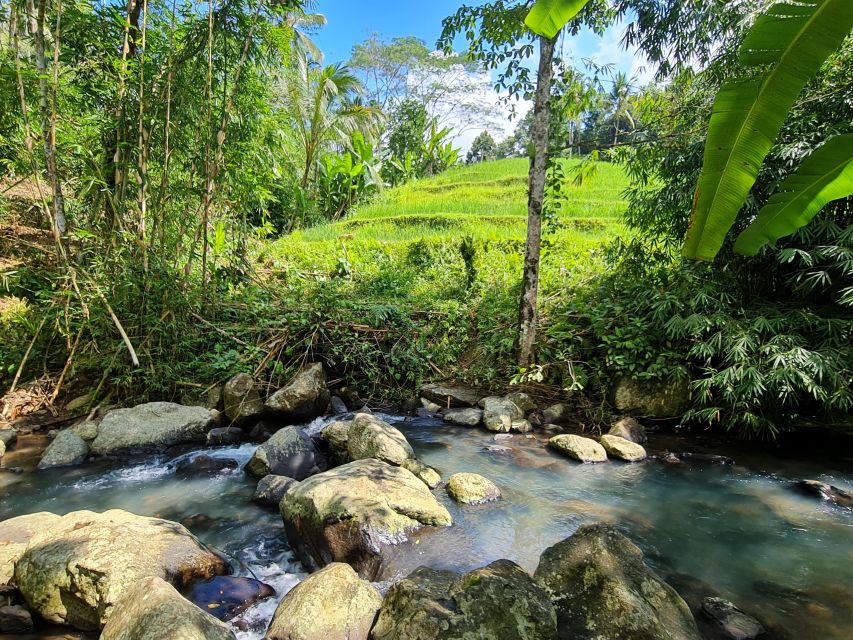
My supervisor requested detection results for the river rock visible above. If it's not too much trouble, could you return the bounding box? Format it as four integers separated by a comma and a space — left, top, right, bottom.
511, 418, 533, 433
443, 408, 483, 426
421, 397, 442, 413
266, 563, 381, 640
69, 419, 99, 441
600, 434, 647, 462
184, 575, 274, 621
608, 416, 647, 444
401, 459, 441, 489
329, 396, 348, 414
265, 363, 330, 421
542, 403, 571, 425
13, 509, 227, 630
174, 455, 238, 477
612, 376, 689, 418
222, 373, 264, 426
701, 597, 765, 640
37, 431, 89, 469
91, 403, 216, 455
207, 426, 244, 445
100, 575, 234, 640
794, 479, 852, 508
253, 475, 299, 507
0, 512, 61, 585
446, 472, 501, 504
347, 413, 413, 466
245, 426, 321, 480
506, 391, 536, 414
280, 459, 452, 579
420, 384, 481, 408
548, 434, 607, 463
371, 560, 556, 640
0, 429, 17, 448
319, 420, 352, 465
534, 523, 700, 640
482, 396, 523, 433
249, 420, 276, 442
0, 604, 33, 633
0, 441, 4, 459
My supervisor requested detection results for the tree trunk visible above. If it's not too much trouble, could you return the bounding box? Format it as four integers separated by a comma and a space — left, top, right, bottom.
517, 34, 556, 370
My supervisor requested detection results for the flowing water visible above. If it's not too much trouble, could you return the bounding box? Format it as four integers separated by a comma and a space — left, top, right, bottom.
1, 415, 851, 639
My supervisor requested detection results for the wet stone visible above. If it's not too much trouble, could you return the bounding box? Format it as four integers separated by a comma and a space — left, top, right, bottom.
184, 575, 275, 622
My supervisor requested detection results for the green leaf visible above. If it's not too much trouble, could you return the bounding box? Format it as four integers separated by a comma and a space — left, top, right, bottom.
734, 135, 853, 256
524, 0, 592, 38
683, 0, 853, 261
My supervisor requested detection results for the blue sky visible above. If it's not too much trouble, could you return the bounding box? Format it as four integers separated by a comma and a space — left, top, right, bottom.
312, 0, 648, 81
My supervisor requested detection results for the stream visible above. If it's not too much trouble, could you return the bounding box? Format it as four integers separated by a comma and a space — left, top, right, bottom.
1, 414, 851, 639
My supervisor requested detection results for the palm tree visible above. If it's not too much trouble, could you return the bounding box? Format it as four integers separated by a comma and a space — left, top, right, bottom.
280, 53, 383, 189
609, 72, 635, 146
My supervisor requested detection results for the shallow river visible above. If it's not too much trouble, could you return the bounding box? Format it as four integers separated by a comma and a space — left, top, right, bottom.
1, 415, 851, 639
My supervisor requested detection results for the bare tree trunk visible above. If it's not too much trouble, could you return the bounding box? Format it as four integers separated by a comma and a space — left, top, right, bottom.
517, 34, 556, 370
35, 0, 67, 254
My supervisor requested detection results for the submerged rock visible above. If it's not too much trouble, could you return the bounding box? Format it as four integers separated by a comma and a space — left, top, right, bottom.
600, 434, 647, 462
371, 560, 556, 640
612, 376, 689, 418
280, 459, 451, 579
184, 575, 274, 622
446, 472, 501, 504
174, 455, 238, 477
100, 575, 234, 640
347, 413, 414, 466
266, 563, 381, 640
265, 363, 330, 421
253, 474, 300, 507
701, 597, 765, 640
319, 420, 353, 465
13, 509, 227, 630
794, 479, 852, 508
534, 523, 700, 640
245, 426, 321, 480
443, 408, 483, 426
91, 402, 215, 455
482, 396, 523, 433
608, 416, 647, 444
0, 512, 61, 585
420, 383, 482, 408
401, 459, 441, 489
37, 430, 89, 469
223, 373, 264, 426
548, 434, 607, 463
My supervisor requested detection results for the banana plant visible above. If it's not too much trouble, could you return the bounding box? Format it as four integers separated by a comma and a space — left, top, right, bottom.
525, 0, 591, 37
683, 0, 853, 261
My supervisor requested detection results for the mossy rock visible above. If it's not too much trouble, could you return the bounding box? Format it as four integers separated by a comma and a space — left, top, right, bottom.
446, 472, 501, 505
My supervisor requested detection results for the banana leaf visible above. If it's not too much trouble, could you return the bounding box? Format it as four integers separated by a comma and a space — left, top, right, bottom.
525, 0, 591, 38
683, 0, 853, 260
734, 134, 853, 255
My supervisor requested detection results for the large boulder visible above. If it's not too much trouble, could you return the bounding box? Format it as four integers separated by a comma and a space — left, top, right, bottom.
600, 434, 647, 462
548, 434, 607, 463
319, 420, 353, 465
280, 459, 451, 580
420, 384, 482, 408
446, 473, 501, 505
443, 408, 483, 426
265, 363, 330, 421
612, 376, 689, 418
91, 403, 215, 455
0, 512, 61, 585
253, 475, 300, 507
13, 509, 227, 630
534, 524, 700, 640
608, 416, 647, 444
245, 426, 321, 480
371, 560, 556, 640
38, 431, 89, 469
482, 396, 523, 433
223, 373, 264, 426
100, 576, 234, 640
266, 563, 381, 640
347, 413, 413, 466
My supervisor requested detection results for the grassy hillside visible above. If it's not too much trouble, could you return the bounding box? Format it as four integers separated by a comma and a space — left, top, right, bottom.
264, 158, 629, 308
